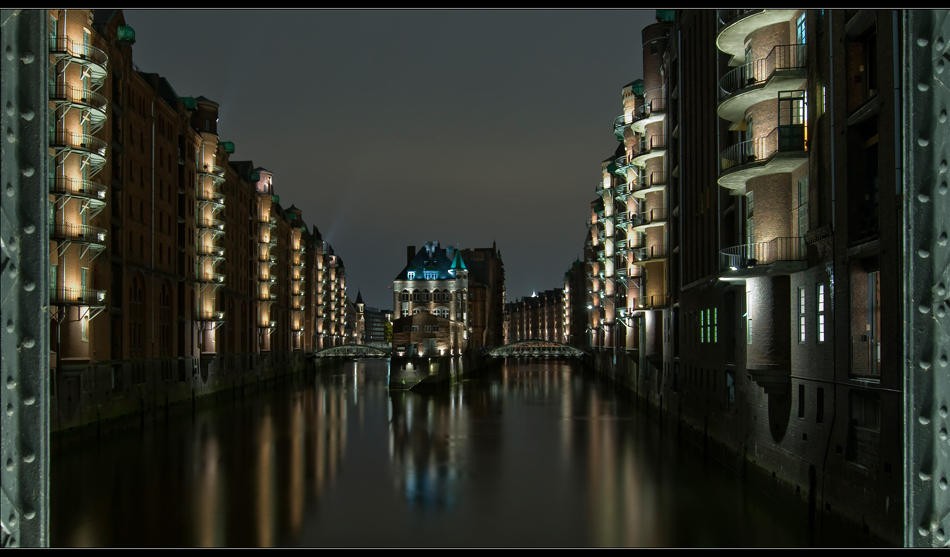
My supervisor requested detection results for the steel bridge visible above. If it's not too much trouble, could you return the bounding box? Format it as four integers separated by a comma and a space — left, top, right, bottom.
312, 344, 391, 359
486, 340, 588, 359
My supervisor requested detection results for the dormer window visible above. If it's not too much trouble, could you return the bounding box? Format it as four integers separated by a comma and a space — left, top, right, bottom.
407, 271, 415, 280
424, 271, 438, 280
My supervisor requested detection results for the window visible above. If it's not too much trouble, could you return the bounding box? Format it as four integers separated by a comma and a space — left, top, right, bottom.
423, 291, 430, 302
817, 283, 826, 342
745, 192, 754, 245
816, 387, 825, 423
799, 286, 807, 343
412, 291, 420, 301
424, 270, 438, 280
746, 290, 753, 345
407, 271, 415, 280
778, 91, 806, 151
432, 326, 439, 332
798, 177, 809, 238
798, 384, 805, 419
402, 326, 410, 332
713, 308, 718, 343
400, 291, 409, 301
411, 326, 418, 332
424, 326, 431, 333
700, 310, 705, 343
726, 371, 735, 410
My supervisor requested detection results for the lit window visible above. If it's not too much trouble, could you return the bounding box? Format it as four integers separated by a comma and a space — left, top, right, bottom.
799, 287, 806, 343
713, 308, 718, 343
407, 271, 415, 280
700, 310, 705, 343
746, 291, 753, 345
817, 283, 825, 343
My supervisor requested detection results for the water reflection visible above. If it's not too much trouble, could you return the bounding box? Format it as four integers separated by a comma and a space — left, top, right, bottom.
50, 360, 873, 547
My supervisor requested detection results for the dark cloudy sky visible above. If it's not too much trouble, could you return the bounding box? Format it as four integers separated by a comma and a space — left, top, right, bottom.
123, 9, 657, 310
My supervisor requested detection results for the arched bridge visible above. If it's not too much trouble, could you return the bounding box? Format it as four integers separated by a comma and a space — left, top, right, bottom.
486, 340, 588, 358
313, 344, 391, 358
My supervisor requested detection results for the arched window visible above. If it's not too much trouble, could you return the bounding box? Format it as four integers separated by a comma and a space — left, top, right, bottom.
423, 290, 430, 302
400, 290, 409, 301
412, 290, 420, 301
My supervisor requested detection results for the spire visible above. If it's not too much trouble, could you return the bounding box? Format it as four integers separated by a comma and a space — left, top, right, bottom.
355, 290, 364, 306
450, 249, 467, 270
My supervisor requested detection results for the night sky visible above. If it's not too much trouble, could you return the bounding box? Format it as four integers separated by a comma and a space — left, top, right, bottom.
123, 9, 656, 310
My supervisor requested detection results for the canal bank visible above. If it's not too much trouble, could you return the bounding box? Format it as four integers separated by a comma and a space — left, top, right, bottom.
584, 349, 896, 547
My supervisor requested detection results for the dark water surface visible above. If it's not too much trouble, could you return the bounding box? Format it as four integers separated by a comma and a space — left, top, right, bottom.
50, 359, 877, 547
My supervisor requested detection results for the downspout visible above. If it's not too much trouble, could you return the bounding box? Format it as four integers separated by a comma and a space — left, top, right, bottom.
151, 98, 156, 357
820, 8, 838, 530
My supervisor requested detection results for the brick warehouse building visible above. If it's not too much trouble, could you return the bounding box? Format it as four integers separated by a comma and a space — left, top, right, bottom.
581, 10, 907, 543
46, 9, 350, 432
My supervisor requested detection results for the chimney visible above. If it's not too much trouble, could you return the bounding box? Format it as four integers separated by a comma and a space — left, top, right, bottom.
407, 245, 415, 265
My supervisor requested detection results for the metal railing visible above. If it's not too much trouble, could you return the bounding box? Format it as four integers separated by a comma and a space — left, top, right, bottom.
196, 245, 225, 257
631, 208, 668, 227
719, 125, 806, 171
719, 44, 806, 98
633, 245, 669, 261
49, 131, 107, 156
49, 287, 106, 305
49, 177, 106, 200
197, 191, 226, 205
196, 218, 225, 231
630, 294, 671, 310
719, 236, 805, 271
635, 97, 667, 120
613, 114, 634, 136
49, 36, 108, 68
197, 272, 225, 284
196, 310, 225, 321
717, 9, 763, 31
51, 222, 106, 244
48, 83, 107, 113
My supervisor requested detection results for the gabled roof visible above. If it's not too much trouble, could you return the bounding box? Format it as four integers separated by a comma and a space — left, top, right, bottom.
355, 291, 364, 305
395, 243, 462, 281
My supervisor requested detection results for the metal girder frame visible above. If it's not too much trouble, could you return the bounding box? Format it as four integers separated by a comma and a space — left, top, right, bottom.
1, 9, 50, 547
905, 9, 950, 548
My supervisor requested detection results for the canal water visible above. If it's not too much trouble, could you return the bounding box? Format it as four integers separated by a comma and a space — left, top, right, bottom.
50, 359, 878, 547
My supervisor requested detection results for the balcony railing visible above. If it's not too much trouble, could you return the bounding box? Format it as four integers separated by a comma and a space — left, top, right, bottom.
197, 310, 225, 322
720, 125, 806, 172
49, 177, 106, 201
197, 272, 225, 284
719, 236, 805, 271
633, 245, 669, 261
197, 190, 226, 206
718, 44, 806, 99
49, 287, 106, 306
49, 83, 107, 114
196, 218, 225, 231
634, 97, 667, 120
196, 245, 225, 258
49, 36, 108, 70
613, 114, 634, 137
631, 294, 671, 310
49, 131, 107, 157
51, 222, 106, 244
631, 208, 668, 227
717, 9, 762, 31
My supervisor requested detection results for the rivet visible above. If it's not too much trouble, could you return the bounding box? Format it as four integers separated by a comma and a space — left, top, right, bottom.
4, 458, 13, 471
5, 129, 14, 144
941, 478, 948, 490
22, 453, 35, 463
941, 182, 949, 195
4, 102, 13, 116
939, 59, 946, 74
5, 376, 14, 389
938, 37, 946, 50
920, 360, 932, 370
7, 263, 15, 279
942, 160, 948, 173
937, 283, 947, 296
920, 414, 931, 425
23, 224, 34, 234
21, 166, 33, 178
941, 428, 948, 440
19, 109, 33, 121
6, 320, 14, 333
7, 515, 16, 528
919, 248, 930, 258
22, 337, 33, 349
7, 236, 15, 251
919, 525, 929, 536
4, 46, 12, 60
942, 406, 949, 417
23, 510, 35, 520
919, 192, 931, 202
941, 110, 948, 123
23, 394, 35, 406
920, 304, 932, 314
5, 403, 12, 416
919, 82, 931, 92
920, 470, 932, 481
938, 528, 947, 541
19, 52, 33, 64
5, 183, 13, 197
938, 305, 947, 318
940, 233, 949, 246
918, 37, 929, 47
919, 136, 930, 146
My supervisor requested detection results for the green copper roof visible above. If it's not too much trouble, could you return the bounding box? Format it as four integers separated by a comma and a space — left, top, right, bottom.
220, 141, 235, 154
180, 96, 197, 110
450, 250, 467, 270
631, 79, 644, 96
656, 9, 675, 22
117, 25, 136, 46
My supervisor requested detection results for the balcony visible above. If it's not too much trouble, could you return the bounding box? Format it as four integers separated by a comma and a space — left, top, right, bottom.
631, 208, 668, 231
633, 244, 669, 263
632, 171, 668, 199
612, 114, 634, 140
49, 177, 107, 207
630, 135, 667, 167
197, 190, 226, 210
632, 97, 667, 134
197, 272, 225, 284
49, 36, 108, 82
718, 44, 807, 123
197, 244, 225, 264
49, 131, 107, 163
259, 290, 277, 301
595, 181, 612, 196
196, 310, 225, 323
49, 84, 107, 128
851, 335, 881, 379
196, 218, 225, 232
49, 287, 106, 307
198, 165, 226, 185
51, 222, 107, 246
718, 125, 808, 192
631, 294, 671, 311
716, 10, 799, 63
719, 236, 806, 276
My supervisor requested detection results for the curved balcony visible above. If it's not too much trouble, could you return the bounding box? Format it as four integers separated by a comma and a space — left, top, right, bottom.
258, 251, 277, 263
595, 181, 613, 196
197, 245, 225, 266
613, 114, 634, 140
631, 97, 668, 134
259, 320, 277, 330
197, 190, 226, 210
632, 171, 667, 199
48, 84, 107, 129
631, 294, 671, 311
49, 131, 107, 163
718, 125, 807, 192
196, 218, 225, 232
719, 236, 806, 276
49, 177, 107, 208
51, 222, 106, 246
258, 290, 277, 301
49, 36, 108, 83
718, 44, 807, 123
716, 9, 799, 62
196, 310, 225, 323
630, 135, 667, 167
631, 208, 668, 231
633, 244, 669, 263
49, 287, 106, 307
197, 272, 225, 284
